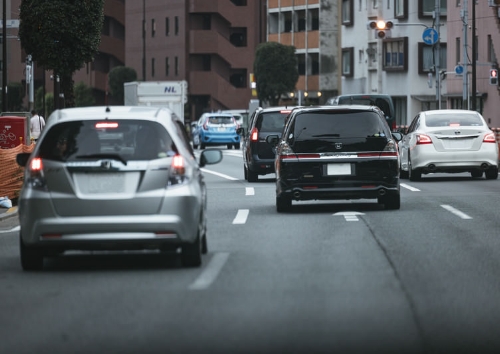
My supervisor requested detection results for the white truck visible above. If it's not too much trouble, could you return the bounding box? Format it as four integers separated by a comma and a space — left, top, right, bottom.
124, 81, 188, 122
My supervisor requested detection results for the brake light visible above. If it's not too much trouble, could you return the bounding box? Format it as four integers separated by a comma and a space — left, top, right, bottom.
483, 132, 497, 143
95, 122, 119, 129
250, 127, 259, 142
28, 157, 46, 189
203, 120, 208, 130
416, 134, 432, 145
391, 121, 397, 131
168, 154, 189, 186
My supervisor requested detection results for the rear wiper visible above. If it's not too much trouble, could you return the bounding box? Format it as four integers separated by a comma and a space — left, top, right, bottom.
311, 134, 340, 137
76, 154, 127, 165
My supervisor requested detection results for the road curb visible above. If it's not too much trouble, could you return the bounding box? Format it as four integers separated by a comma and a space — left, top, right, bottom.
0, 207, 18, 223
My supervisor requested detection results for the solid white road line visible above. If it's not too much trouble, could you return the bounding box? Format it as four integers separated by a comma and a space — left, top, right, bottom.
201, 168, 238, 181
189, 252, 230, 290
400, 183, 421, 192
441, 204, 472, 220
233, 209, 249, 224
245, 187, 255, 196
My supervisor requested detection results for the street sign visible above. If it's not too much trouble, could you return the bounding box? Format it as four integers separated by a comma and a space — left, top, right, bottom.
454, 65, 464, 76
422, 27, 438, 45
0, 20, 20, 29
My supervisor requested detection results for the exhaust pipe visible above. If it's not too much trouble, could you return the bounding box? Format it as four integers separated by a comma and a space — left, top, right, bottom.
427, 164, 436, 172
293, 191, 301, 200
378, 189, 386, 196
481, 163, 489, 170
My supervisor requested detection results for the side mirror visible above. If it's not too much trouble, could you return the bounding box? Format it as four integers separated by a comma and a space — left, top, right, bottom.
236, 127, 244, 135
266, 135, 280, 145
391, 132, 403, 142
199, 149, 223, 167
16, 153, 31, 167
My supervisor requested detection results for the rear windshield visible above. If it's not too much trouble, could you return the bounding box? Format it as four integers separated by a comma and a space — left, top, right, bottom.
291, 111, 389, 140
38, 120, 177, 162
425, 113, 484, 127
208, 116, 235, 125
256, 111, 290, 132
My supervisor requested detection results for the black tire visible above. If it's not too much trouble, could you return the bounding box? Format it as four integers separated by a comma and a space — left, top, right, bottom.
247, 169, 258, 182
276, 195, 292, 212
20, 236, 44, 271
244, 166, 248, 181
379, 192, 401, 210
485, 167, 499, 180
471, 170, 483, 178
234, 143, 240, 149
227, 144, 232, 149
408, 156, 421, 181
181, 231, 202, 267
201, 231, 208, 254
399, 165, 409, 179
200, 143, 205, 150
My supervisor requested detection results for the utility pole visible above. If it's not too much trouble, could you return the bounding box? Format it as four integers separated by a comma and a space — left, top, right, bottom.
435, 0, 441, 109
471, 0, 477, 111
2, 0, 7, 112
142, 0, 146, 81
462, 0, 469, 109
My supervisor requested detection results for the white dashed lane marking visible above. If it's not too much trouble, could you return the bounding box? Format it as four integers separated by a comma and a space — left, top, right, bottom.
245, 187, 255, 196
441, 204, 472, 220
400, 183, 420, 192
233, 209, 249, 224
189, 252, 230, 290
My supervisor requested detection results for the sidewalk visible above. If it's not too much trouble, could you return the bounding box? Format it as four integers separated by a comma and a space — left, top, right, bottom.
0, 198, 18, 225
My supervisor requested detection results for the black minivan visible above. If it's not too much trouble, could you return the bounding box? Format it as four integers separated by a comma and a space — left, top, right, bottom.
267, 105, 402, 212
327, 94, 397, 131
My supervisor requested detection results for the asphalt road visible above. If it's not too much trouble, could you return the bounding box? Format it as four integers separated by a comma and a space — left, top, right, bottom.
1, 148, 500, 353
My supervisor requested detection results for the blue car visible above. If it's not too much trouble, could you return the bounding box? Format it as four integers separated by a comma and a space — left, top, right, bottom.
197, 113, 240, 149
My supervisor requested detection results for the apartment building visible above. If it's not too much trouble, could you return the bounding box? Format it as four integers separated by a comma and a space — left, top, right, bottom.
125, 0, 266, 122
341, 0, 448, 126
446, 0, 500, 127
267, 0, 340, 105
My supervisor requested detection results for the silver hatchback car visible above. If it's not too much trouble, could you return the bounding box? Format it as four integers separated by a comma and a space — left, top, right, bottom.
16, 106, 223, 270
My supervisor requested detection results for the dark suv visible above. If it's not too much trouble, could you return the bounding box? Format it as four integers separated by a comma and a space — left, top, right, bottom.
238, 106, 296, 182
267, 105, 402, 212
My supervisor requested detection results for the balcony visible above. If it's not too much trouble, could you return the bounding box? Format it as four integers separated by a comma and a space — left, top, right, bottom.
189, 71, 250, 108
189, 30, 246, 68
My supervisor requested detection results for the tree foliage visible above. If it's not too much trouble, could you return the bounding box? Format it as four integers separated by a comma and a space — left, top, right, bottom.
74, 82, 96, 107
253, 42, 299, 106
18, 0, 105, 108
108, 66, 138, 104
6, 82, 26, 111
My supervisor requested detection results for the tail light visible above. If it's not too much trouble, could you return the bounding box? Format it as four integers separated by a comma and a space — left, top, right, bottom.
483, 132, 497, 143
202, 119, 208, 130
168, 154, 190, 186
416, 134, 432, 145
27, 157, 47, 189
250, 127, 259, 142
279, 142, 298, 161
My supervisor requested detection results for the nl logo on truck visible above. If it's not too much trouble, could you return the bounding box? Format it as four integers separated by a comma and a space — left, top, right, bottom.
164, 86, 177, 93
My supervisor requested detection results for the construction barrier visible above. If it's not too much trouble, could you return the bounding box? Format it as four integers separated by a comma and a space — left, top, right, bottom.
0, 143, 35, 200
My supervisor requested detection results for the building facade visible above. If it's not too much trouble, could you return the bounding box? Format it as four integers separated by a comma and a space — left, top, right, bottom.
267, 0, 340, 105
125, 0, 266, 122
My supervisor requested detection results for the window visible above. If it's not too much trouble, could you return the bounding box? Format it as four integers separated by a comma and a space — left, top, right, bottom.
418, 42, 447, 74
151, 19, 156, 38
165, 57, 170, 76
175, 16, 179, 35
151, 58, 155, 77
394, 0, 408, 19
367, 43, 377, 69
165, 17, 169, 36
310, 9, 319, 30
175, 56, 179, 76
342, 0, 353, 26
419, 0, 447, 18
456, 37, 461, 64
383, 38, 408, 72
342, 47, 354, 77
297, 10, 306, 32
488, 35, 497, 64
283, 11, 292, 32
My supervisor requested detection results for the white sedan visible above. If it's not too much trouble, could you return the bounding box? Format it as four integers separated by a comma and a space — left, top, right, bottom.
399, 109, 499, 181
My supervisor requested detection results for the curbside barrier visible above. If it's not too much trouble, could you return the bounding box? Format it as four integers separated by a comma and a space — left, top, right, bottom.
0, 144, 35, 200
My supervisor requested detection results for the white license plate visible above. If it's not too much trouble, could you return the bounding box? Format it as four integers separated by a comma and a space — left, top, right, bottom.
327, 163, 352, 175
218, 127, 227, 131
78, 173, 126, 194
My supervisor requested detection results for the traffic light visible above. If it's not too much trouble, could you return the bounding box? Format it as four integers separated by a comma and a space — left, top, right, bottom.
489, 68, 498, 85
367, 20, 394, 39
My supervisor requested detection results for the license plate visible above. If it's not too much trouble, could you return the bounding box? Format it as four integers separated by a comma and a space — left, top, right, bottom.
327, 163, 352, 175
218, 127, 227, 132
77, 173, 126, 194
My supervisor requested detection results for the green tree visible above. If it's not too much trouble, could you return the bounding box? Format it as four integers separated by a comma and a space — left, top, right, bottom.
253, 42, 299, 106
18, 0, 105, 108
6, 82, 26, 111
35, 87, 54, 120
74, 82, 95, 107
108, 66, 138, 104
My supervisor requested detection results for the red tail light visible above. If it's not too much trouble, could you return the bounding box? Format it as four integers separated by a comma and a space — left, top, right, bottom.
416, 134, 432, 145
30, 157, 43, 171
483, 132, 497, 143
168, 154, 188, 186
202, 119, 208, 130
28, 157, 46, 189
250, 127, 259, 142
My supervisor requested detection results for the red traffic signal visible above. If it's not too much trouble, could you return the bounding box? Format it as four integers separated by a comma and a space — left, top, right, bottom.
490, 69, 499, 85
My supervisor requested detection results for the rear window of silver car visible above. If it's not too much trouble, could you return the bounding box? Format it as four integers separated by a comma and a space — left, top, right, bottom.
425, 113, 485, 127
38, 120, 177, 162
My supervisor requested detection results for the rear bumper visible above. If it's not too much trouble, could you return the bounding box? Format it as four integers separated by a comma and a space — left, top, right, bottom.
200, 132, 240, 145
248, 155, 275, 175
